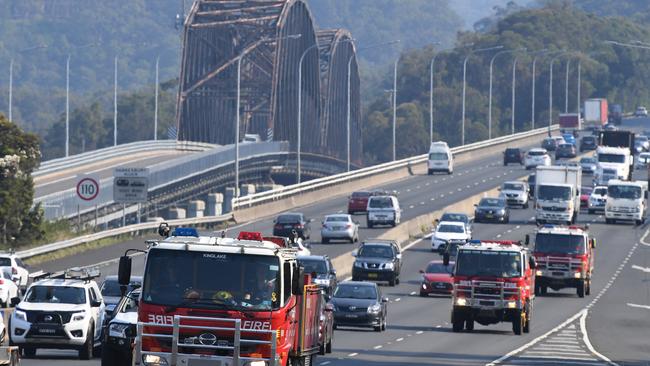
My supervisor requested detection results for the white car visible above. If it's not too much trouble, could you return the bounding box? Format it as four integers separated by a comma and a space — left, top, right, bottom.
635, 106, 648, 117
524, 148, 552, 170
0, 267, 19, 308
10, 269, 105, 360
588, 186, 608, 214
0, 254, 29, 291
499, 181, 530, 208
367, 195, 401, 228
321, 214, 359, 243
636, 152, 650, 169
431, 221, 471, 252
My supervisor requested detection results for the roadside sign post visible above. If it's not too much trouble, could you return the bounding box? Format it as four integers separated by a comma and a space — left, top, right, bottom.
75, 175, 101, 230
113, 168, 150, 226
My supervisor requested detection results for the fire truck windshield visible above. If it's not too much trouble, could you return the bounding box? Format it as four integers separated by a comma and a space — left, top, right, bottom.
142, 249, 281, 311
455, 250, 521, 278
534, 233, 585, 254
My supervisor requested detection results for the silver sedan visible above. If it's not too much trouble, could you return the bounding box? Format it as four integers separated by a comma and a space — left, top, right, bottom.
321, 214, 359, 243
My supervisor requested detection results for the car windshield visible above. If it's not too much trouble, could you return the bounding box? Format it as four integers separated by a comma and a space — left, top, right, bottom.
538, 185, 571, 201
298, 259, 328, 274
455, 250, 522, 278
535, 234, 585, 254
276, 214, 301, 224
598, 154, 626, 163
351, 192, 370, 198
438, 224, 464, 233
101, 280, 140, 297
580, 158, 596, 164
608, 185, 642, 199
559, 144, 573, 149
333, 285, 377, 300
506, 149, 519, 155
368, 197, 393, 209
593, 188, 607, 196
117, 293, 139, 314
425, 262, 454, 274
479, 198, 502, 207
25, 286, 87, 305
358, 245, 394, 259
583, 137, 595, 143
429, 152, 447, 160
325, 216, 349, 222
503, 183, 524, 191
142, 249, 281, 311
440, 214, 468, 224
602, 168, 617, 176
528, 150, 546, 156
0, 258, 10, 267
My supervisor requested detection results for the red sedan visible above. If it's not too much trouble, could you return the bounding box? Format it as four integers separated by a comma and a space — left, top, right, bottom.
580, 187, 593, 209
347, 191, 371, 214
419, 260, 454, 296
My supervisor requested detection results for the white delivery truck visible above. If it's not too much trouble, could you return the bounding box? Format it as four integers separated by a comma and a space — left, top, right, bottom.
535, 165, 582, 225
595, 146, 632, 185
427, 141, 453, 175
605, 180, 648, 225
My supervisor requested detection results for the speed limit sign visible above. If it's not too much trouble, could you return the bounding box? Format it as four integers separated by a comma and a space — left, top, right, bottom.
76, 175, 100, 203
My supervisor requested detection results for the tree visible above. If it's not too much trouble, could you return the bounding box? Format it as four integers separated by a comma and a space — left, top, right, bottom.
0, 115, 43, 247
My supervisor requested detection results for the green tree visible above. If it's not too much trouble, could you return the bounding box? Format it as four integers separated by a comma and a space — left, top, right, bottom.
0, 115, 43, 247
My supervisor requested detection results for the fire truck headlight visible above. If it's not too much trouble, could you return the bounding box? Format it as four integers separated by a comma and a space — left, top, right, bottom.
574, 272, 582, 278
507, 301, 517, 309
244, 361, 268, 366
455, 298, 467, 306
536, 270, 543, 276
143, 354, 169, 366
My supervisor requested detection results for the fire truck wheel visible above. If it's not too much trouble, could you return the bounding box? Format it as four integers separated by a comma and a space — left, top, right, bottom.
586, 279, 591, 295
577, 280, 586, 298
452, 318, 464, 332
465, 319, 474, 331
319, 343, 326, 355
523, 304, 531, 333
326, 337, 333, 353
512, 310, 524, 335
605, 218, 613, 224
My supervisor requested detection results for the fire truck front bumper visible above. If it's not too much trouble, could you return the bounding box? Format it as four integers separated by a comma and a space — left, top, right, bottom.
536, 270, 584, 289
452, 302, 523, 325
138, 352, 281, 366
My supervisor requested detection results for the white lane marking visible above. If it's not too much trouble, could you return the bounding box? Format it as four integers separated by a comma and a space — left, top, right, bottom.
320, 362, 331, 366
627, 303, 650, 310
410, 291, 416, 296
396, 338, 404, 342
631, 265, 650, 273
373, 345, 383, 350
580, 308, 620, 366
409, 205, 415, 209
394, 298, 401, 302
348, 353, 358, 357
415, 331, 423, 335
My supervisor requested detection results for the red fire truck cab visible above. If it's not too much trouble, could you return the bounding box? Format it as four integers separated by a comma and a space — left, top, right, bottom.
527, 225, 595, 298
446, 240, 536, 335
118, 226, 322, 366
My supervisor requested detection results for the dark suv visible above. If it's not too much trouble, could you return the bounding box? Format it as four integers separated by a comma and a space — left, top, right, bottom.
555, 143, 577, 159
542, 137, 557, 151
579, 136, 597, 152
297, 255, 337, 297
272, 212, 312, 239
352, 242, 402, 286
503, 148, 524, 165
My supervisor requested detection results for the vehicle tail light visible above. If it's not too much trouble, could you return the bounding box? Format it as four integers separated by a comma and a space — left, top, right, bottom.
294, 224, 304, 229
11, 267, 17, 275
346, 224, 352, 229
0, 279, 4, 285
274, 224, 283, 230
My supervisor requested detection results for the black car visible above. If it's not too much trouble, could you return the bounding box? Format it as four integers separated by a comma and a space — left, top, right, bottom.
503, 148, 524, 165
101, 288, 139, 366
527, 174, 536, 197
272, 212, 312, 239
474, 197, 510, 223
438, 213, 472, 233
541, 137, 557, 151
579, 136, 598, 152
331, 281, 388, 332
100, 275, 142, 314
555, 143, 577, 159
360, 239, 402, 259
298, 255, 337, 298
352, 242, 402, 286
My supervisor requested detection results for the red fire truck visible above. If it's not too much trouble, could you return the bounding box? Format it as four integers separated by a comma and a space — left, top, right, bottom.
118, 226, 322, 366
445, 240, 536, 335
527, 225, 595, 298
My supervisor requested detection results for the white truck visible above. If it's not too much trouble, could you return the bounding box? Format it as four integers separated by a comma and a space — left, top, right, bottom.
535, 166, 582, 225
594, 146, 632, 185
605, 180, 648, 225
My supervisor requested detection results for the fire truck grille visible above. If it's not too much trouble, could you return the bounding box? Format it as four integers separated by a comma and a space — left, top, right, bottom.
474, 287, 502, 296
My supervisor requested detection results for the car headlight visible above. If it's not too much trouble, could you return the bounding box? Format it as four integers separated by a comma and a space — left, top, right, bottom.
143, 354, 169, 366
383, 262, 395, 270
14, 310, 26, 322
72, 311, 86, 322
367, 304, 382, 314
354, 261, 363, 268
314, 278, 330, 286
109, 322, 131, 338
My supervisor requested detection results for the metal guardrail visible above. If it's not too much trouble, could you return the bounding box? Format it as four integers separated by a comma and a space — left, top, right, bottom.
23, 126, 556, 259
233, 125, 559, 209
34, 140, 218, 177
15, 213, 233, 260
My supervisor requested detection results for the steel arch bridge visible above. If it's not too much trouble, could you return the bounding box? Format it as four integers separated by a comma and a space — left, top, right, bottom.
176, 0, 361, 163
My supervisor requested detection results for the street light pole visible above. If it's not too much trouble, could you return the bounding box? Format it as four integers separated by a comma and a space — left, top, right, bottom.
65, 55, 70, 157
565, 59, 570, 113
530, 49, 550, 130
392, 57, 398, 161
154, 56, 159, 141
427, 42, 442, 143
577, 59, 581, 129
8, 59, 13, 122
488, 49, 522, 139
511, 55, 519, 135
113, 56, 118, 146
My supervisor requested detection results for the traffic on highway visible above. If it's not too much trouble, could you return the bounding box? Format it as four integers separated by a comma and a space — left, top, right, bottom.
0, 116, 644, 366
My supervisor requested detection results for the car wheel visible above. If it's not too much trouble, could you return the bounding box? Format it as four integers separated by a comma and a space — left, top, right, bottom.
419, 291, 427, 297
465, 318, 474, 331
374, 323, 382, 332
22, 347, 36, 358
382, 315, 387, 331
101, 346, 123, 366
395, 276, 400, 285
368, 221, 374, 228
388, 277, 396, 287
79, 326, 94, 360
588, 209, 594, 214
523, 202, 529, 209
322, 238, 329, 244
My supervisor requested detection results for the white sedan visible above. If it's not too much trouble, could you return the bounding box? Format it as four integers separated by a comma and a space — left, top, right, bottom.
0, 267, 19, 308
321, 214, 359, 243
431, 221, 471, 252
524, 148, 552, 170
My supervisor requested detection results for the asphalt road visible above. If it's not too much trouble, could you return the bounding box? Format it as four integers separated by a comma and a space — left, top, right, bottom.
19, 118, 650, 365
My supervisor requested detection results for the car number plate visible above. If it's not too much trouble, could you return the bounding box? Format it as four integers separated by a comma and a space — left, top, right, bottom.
435, 283, 446, 289
367, 273, 378, 278
480, 300, 494, 306
284, 225, 293, 228
486, 214, 494, 218
333, 226, 343, 230
552, 271, 565, 277
38, 328, 56, 334
345, 314, 358, 318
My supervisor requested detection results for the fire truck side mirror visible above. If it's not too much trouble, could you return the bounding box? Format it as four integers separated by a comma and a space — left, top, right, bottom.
292, 265, 305, 295
590, 239, 596, 249
118, 256, 132, 286
529, 256, 537, 270
442, 253, 450, 266
524, 234, 530, 246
